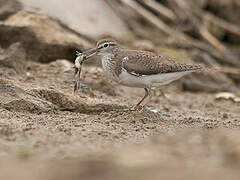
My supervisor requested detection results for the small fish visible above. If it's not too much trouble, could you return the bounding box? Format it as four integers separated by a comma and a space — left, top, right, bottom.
73, 48, 97, 93
74, 53, 86, 93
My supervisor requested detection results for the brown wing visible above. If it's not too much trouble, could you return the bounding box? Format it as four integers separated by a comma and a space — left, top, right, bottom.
121, 50, 202, 76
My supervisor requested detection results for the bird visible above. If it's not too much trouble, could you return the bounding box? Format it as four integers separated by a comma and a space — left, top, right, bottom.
75, 39, 202, 110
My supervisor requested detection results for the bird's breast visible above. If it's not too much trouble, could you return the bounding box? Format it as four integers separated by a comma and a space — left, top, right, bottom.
101, 54, 119, 81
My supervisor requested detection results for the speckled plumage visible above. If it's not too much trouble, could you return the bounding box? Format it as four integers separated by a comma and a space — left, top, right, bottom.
89, 39, 202, 108
116, 49, 201, 77
96, 39, 201, 78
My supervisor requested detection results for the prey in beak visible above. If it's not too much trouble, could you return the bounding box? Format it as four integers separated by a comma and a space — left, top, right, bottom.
74, 48, 97, 93
76, 48, 97, 60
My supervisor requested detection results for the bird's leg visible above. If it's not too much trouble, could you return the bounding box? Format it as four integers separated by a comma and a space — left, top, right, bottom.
159, 89, 167, 99
141, 88, 153, 110
140, 89, 171, 117
132, 88, 149, 110
159, 89, 173, 103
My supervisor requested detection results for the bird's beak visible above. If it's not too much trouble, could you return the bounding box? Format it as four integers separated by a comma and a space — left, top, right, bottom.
81, 47, 98, 59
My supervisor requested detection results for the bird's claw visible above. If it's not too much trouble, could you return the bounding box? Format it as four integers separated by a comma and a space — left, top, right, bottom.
145, 106, 171, 118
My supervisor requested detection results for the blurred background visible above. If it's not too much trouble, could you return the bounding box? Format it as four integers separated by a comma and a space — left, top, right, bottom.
0, 0, 240, 180
1, 0, 240, 91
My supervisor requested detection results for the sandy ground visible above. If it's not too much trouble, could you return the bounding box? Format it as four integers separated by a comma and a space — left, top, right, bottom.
0, 59, 240, 180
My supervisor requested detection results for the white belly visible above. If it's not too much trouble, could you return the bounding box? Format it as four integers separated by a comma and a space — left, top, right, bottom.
118, 69, 194, 88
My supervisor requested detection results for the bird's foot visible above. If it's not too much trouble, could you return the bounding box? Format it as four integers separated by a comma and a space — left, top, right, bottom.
138, 105, 171, 118
130, 104, 145, 112
158, 90, 176, 104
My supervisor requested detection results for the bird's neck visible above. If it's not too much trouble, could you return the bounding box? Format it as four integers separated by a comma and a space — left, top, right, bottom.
101, 49, 123, 79
101, 52, 117, 77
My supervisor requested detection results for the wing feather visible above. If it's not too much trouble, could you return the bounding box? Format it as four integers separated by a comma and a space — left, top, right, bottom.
121, 50, 201, 76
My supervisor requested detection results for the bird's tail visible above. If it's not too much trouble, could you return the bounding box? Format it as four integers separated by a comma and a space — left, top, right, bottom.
196, 65, 221, 73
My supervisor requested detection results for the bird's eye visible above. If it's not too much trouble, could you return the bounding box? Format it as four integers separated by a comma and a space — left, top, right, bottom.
103, 43, 109, 48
